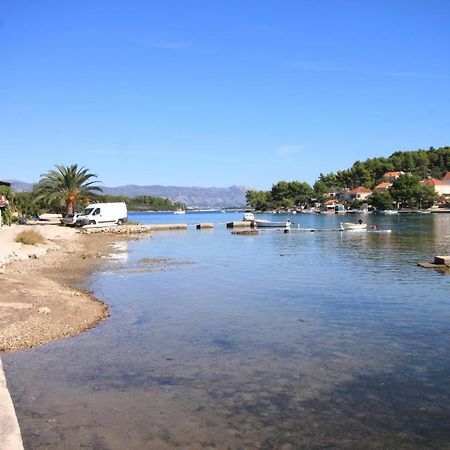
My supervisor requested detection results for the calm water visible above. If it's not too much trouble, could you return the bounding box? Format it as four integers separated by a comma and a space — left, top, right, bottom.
4, 212, 450, 449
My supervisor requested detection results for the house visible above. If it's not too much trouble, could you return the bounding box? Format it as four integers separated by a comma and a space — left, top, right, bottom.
340, 187, 373, 202
374, 181, 393, 192
383, 171, 404, 182
443, 172, 450, 184
421, 178, 450, 197
321, 198, 338, 213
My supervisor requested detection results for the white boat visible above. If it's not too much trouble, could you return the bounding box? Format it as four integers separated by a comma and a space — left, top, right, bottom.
243, 212, 255, 221
379, 210, 398, 215
255, 219, 291, 228
174, 209, 186, 215
340, 222, 367, 231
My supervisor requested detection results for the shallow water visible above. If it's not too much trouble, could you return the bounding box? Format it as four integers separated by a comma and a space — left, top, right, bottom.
4, 212, 450, 449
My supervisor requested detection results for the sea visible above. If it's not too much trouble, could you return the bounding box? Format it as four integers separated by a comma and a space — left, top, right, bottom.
3, 211, 450, 449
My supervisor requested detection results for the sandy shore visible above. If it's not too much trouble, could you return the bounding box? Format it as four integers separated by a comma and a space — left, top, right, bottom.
0, 224, 122, 352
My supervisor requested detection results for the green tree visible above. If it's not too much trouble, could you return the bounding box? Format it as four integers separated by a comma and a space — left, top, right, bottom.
246, 190, 271, 210
0, 185, 13, 225
369, 190, 394, 211
35, 164, 102, 215
415, 184, 438, 208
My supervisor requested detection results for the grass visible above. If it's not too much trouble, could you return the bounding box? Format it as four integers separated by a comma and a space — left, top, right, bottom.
15, 230, 46, 245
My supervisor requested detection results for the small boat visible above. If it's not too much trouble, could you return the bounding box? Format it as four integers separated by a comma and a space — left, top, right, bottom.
255, 219, 291, 228
243, 212, 255, 221
379, 210, 398, 215
174, 209, 186, 215
340, 222, 367, 231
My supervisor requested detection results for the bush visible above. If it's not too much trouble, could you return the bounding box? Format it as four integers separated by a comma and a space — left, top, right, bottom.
15, 230, 46, 245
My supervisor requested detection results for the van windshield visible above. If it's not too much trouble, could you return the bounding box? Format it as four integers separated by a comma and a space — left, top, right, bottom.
83, 207, 94, 215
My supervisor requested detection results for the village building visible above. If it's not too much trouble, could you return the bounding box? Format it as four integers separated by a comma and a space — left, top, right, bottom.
443, 172, 450, 184
339, 187, 372, 202
374, 181, 392, 192
382, 171, 404, 182
420, 178, 450, 197
321, 198, 339, 213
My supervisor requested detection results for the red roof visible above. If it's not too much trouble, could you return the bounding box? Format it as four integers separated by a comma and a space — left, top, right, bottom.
443, 172, 450, 180
421, 178, 447, 186
323, 198, 336, 205
374, 182, 392, 190
347, 187, 372, 194
383, 171, 403, 178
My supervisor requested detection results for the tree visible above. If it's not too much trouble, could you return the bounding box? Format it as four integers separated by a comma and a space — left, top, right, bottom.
389, 174, 420, 208
415, 184, 438, 208
35, 164, 102, 215
369, 190, 394, 211
0, 185, 13, 225
246, 190, 271, 210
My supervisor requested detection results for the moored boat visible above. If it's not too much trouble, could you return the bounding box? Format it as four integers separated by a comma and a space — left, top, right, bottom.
378, 210, 398, 215
255, 219, 291, 228
340, 222, 367, 231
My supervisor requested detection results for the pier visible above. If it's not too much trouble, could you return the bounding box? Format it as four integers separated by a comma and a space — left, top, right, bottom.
226, 221, 254, 228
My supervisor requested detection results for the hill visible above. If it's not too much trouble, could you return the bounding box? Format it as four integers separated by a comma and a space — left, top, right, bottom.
5, 180, 248, 208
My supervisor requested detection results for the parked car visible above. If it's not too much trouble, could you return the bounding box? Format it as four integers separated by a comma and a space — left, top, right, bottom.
62, 213, 81, 226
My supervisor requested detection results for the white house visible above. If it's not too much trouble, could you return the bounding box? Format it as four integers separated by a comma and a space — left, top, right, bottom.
421, 178, 450, 197
340, 187, 373, 202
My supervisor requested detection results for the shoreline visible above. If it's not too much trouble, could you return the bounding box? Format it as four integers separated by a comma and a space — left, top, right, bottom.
0, 226, 127, 353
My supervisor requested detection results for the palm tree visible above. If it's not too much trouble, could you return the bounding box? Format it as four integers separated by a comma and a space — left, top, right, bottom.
35, 164, 103, 215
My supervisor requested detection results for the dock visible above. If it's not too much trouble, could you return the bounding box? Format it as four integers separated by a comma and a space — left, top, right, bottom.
145, 224, 188, 231
418, 255, 450, 274
226, 221, 254, 228
196, 223, 214, 229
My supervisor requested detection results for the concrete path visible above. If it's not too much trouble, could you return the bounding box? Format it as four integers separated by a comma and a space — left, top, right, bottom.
0, 357, 23, 450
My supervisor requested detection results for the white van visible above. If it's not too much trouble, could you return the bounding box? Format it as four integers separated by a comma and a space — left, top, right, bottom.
77, 202, 128, 227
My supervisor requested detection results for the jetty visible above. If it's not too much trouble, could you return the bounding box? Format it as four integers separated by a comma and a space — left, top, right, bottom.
418, 255, 450, 273
226, 221, 254, 228
196, 223, 214, 229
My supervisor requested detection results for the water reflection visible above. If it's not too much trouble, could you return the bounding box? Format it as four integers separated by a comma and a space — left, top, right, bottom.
4, 213, 450, 449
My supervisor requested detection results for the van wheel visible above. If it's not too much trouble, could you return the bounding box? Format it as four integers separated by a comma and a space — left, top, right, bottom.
89, 220, 95, 225
117, 219, 123, 225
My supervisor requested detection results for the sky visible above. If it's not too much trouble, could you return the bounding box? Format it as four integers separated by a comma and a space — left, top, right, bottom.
1, 0, 450, 189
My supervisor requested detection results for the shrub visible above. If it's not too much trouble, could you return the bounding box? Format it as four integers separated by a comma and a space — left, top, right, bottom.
15, 230, 46, 245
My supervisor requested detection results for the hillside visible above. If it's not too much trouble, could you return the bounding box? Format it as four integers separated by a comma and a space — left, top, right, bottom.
5, 180, 248, 208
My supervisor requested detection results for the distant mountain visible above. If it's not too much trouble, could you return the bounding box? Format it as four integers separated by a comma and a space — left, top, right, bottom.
5, 180, 34, 192
102, 184, 248, 208
5, 180, 249, 208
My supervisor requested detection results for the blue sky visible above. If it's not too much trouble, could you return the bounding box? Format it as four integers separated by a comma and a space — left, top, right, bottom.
1, 0, 449, 189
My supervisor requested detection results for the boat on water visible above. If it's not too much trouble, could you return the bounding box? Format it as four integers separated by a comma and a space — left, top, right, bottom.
243, 212, 255, 221
174, 209, 186, 215
379, 210, 398, 215
340, 222, 367, 231
255, 219, 291, 228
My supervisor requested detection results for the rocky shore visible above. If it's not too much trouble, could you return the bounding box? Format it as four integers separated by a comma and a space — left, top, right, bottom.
0, 225, 142, 352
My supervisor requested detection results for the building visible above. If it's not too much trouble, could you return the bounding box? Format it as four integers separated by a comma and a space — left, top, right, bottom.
382, 171, 404, 182
321, 198, 338, 213
421, 178, 450, 197
374, 182, 393, 192
443, 172, 450, 184
340, 187, 373, 202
